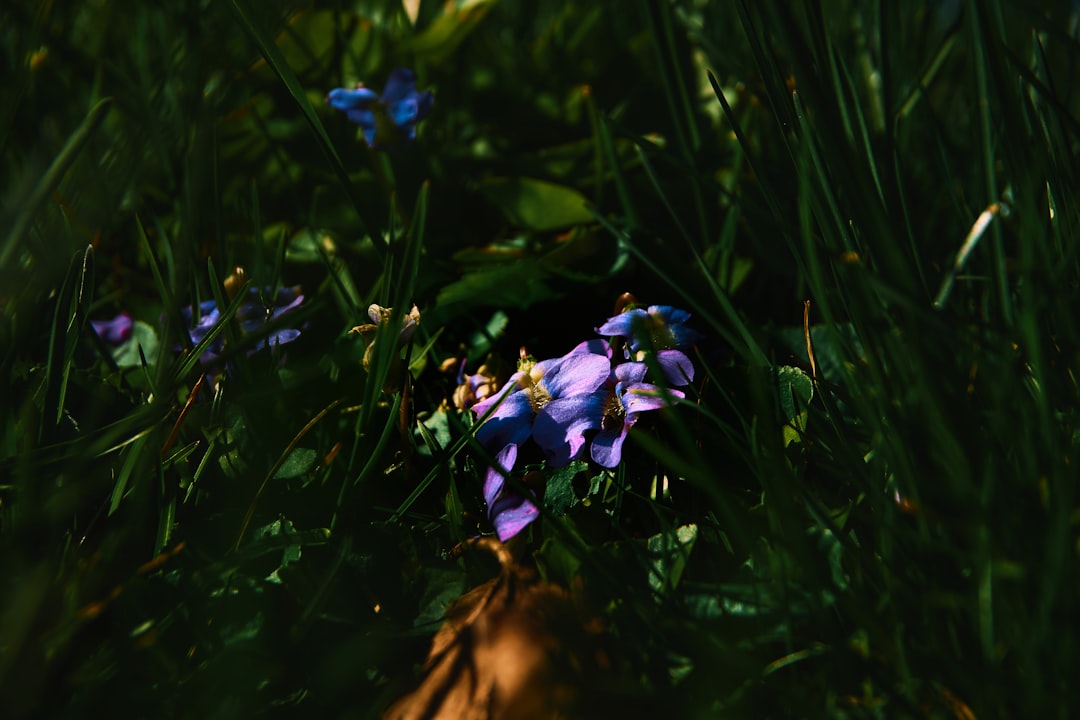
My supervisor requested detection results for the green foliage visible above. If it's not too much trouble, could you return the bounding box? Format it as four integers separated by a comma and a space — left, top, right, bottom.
2, 0, 1080, 717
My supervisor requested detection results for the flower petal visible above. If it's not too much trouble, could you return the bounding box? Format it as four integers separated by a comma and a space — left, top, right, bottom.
655, 349, 694, 385
483, 443, 518, 509
614, 361, 647, 385
591, 427, 628, 468
326, 86, 378, 111
474, 389, 534, 449
91, 313, 133, 345
541, 352, 610, 398
490, 490, 539, 542
534, 394, 605, 467
622, 383, 684, 415
380, 68, 421, 104
595, 308, 646, 338
568, 338, 611, 358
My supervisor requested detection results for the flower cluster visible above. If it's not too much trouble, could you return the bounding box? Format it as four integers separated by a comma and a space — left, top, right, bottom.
472, 303, 700, 541
327, 68, 433, 148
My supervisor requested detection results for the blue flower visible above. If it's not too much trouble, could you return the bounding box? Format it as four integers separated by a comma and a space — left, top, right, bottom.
326, 68, 433, 148
596, 304, 703, 355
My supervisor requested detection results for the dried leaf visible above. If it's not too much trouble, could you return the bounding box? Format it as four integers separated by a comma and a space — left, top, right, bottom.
383, 539, 608, 719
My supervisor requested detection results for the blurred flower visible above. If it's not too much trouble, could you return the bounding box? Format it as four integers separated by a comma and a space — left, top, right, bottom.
91, 313, 133, 345
181, 285, 304, 367
596, 304, 702, 355
327, 68, 433, 148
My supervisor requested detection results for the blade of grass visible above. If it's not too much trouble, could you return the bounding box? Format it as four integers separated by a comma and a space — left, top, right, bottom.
1, 97, 113, 273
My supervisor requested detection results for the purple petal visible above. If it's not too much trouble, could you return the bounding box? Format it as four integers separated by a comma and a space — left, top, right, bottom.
622, 383, 684, 415
591, 427, 629, 468
568, 338, 611, 358
656, 349, 694, 385
490, 490, 539, 542
534, 394, 606, 467
91, 313, 133, 345
614, 361, 648, 385
540, 352, 610, 399
483, 443, 518, 509
474, 389, 534, 449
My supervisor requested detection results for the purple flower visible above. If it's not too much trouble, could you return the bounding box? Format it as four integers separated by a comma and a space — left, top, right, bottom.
472, 349, 611, 456
596, 304, 703, 355
533, 361, 684, 469
327, 68, 433, 148
482, 444, 539, 542
181, 286, 304, 367
91, 313, 133, 345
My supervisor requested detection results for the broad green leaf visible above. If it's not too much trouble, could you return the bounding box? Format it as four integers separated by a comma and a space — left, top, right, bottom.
111, 321, 160, 369
478, 177, 593, 231
543, 460, 590, 516
272, 447, 317, 479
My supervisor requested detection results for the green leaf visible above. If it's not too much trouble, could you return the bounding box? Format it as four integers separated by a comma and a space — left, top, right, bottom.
478, 177, 593, 231
543, 460, 590, 516
645, 523, 697, 594
776, 365, 813, 445
111, 321, 160, 369
272, 448, 317, 480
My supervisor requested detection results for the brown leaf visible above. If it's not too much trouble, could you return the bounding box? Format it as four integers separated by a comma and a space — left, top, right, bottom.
383, 539, 608, 719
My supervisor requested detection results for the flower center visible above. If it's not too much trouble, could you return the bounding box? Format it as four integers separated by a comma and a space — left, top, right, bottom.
601, 392, 625, 432
528, 383, 552, 413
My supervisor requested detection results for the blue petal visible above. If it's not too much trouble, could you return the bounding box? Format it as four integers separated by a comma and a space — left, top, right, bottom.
380, 68, 420, 104
326, 86, 378, 111
595, 308, 646, 339
345, 109, 377, 144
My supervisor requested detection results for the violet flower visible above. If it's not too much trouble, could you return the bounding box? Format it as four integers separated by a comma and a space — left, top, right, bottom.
181, 286, 304, 367
91, 313, 134, 345
471, 349, 610, 457
326, 68, 433, 148
533, 360, 684, 468
596, 304, 703, 355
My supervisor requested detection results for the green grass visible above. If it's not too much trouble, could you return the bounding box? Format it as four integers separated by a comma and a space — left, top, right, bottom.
2, 0, 1079, 717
